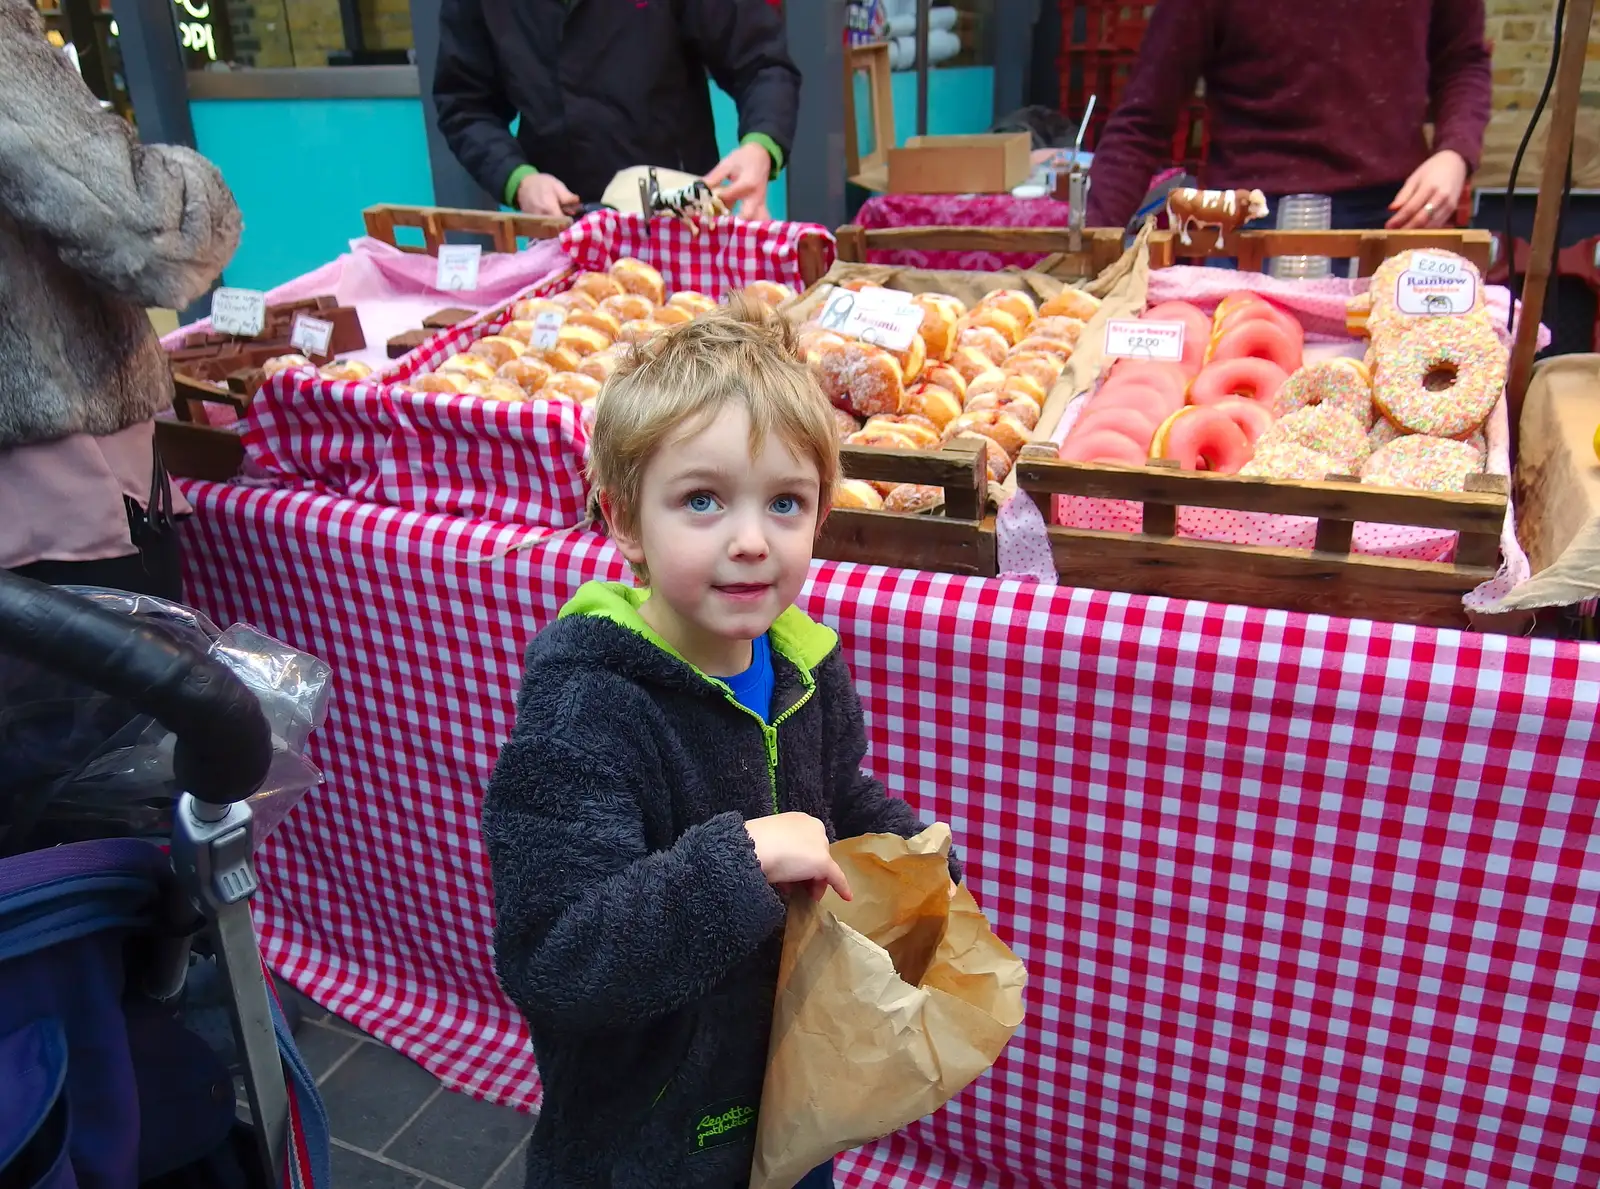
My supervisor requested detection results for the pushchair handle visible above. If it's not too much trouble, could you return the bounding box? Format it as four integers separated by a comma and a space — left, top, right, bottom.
0, 572, 272, 805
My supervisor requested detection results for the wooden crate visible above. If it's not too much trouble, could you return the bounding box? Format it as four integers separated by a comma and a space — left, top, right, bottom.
363, 204, 570, 255
887, 134, 1033, 195
834, 223, 1134, 280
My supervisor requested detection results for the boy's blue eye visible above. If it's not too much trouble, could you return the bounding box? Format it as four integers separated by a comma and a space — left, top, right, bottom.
770, 495, 801, 516
685, 492, 718, 513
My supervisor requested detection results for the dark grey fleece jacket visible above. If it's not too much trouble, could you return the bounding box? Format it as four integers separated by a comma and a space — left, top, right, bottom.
482, 581, 959, 1189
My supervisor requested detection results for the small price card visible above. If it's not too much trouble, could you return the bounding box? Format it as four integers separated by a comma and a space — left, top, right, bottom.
816, 286, 923, 353
531, 310, 566, 350
210, 287, 267, 338
1395, 269, 1476, 316
289, 314, 334, 357
1103, 319, 1186, 362
436, 244, 482, 292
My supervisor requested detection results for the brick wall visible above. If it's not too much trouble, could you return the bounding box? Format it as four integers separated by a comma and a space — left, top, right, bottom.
1484, 0, 1600, 113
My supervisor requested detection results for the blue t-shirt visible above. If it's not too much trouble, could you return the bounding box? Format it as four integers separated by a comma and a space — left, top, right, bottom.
723, 633, 775, 722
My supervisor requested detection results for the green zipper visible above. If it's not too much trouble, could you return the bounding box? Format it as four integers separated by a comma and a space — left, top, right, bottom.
713, 668, 815, 814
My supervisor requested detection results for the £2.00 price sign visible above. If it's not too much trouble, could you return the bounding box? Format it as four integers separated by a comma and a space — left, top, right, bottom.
1103, 319, 1186, 363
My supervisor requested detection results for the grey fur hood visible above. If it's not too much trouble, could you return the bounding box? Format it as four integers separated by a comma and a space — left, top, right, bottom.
0, 0, 240, 449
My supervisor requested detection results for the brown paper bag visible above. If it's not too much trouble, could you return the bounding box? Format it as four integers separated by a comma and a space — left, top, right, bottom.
748, 824, 1026, 1189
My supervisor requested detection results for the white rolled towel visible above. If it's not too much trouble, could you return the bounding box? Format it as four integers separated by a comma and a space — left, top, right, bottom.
887, 6, 958, 37
887, 28, 960, 70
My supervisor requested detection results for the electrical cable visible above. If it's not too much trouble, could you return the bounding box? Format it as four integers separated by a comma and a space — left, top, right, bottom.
1502, 0, 1567, 333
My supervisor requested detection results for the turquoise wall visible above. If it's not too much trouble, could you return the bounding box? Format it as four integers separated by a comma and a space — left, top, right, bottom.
193, 68, 994, 291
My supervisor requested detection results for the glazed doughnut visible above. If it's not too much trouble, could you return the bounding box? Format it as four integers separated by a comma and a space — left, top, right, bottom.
498, 356, 554, 392
949, 347, 1001, 387
883, 484, 942, 514
556, 324, 609, 358
1272, 357, 1373, 427
439, 354, 497, 381
609, 257, 667, 304
577, 350, 622, 384
978, 288, 1037, 326
1010, 335, 1073, 362
847, 426, 920, 452
1371, 318, 1506, 438
834, 479, 884, 510
600, 294, 657, 324
1075, 404, 1158, 445
571, 271, 624, 303
892, 333, 927, 385
319, 360, 372, 382
467, 335, 527, 368
1028, 316, 1089, 349
942, 410, 1029, 460
541, 344, 584, 373
667, 291, 718, 317
912, 294, 965, 361
262, 354, 313, 377
866, 414, 941, 448
1142, 300, 1211, 376
615, 319, 664, 346
1002, 352, 1064, 392
948, 431, 1012, 482
1108, 359, 1189, 402
1257, 405, 1370, 470
408, 372, 469, 394
966, 305, 1025, 346
551, 290, 599, 312
566, 308, 623, 342
1059, 428, 1149, 467
1039, 288, 1100, 321
538, 372, 603, 404
1152, 406, 1252, 474
743, 280, 796, 310
964, 390, 1042, 431
652, 305, 694, 327
1209, 398, 1275, 447
510, 297, 565, 322
1188, 358, 1290, 409
472, 379, 529, 402
832, 407, 863, 439
901, 381, 963, 430
1361, 434, 1484, 492
956, 324, 1010, 366
498, 320, 540, 346
820, 342, 905, 417
1240, 441, 1339, 481
919, 363, 969, 405
1208, 318, 1302, 373
839, 278, 884, 293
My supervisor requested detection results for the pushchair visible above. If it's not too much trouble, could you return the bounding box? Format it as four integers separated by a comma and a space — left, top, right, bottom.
0, 571, 331, 1189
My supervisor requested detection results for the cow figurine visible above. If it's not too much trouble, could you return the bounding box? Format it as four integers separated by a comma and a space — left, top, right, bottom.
1165, 187, 1269, 247
644, 170, 729, 236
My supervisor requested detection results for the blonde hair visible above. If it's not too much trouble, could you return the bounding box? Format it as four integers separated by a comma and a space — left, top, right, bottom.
588, 295, 841, 548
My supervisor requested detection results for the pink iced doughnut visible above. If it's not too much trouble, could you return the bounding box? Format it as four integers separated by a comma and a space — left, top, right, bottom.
1089, 383, 1179, 429
1208, 318, 1302, 374
1142, 301, 1211, 377
1108, 359, 1189, 402
1074, 405, 1158, 447
1210, 398, 1275, 446
1152, 406, 1252, 475
1059, 428, 1150, 466
1187, 357, 1290, 408
1216, 297, 1306, 353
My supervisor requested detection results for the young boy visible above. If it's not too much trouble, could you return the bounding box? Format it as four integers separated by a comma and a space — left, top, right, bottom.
482, 303, 961, 1189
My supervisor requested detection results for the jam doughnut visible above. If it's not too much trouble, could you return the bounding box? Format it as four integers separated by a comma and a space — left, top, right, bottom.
820, 342, 905, 417
556, 324, 609, 358
439, 354, 496, 381
1073, 405, 1157, 448
1371, 318, 1506, 438
839, 278, 884, 293
913, 294, 964, 361
511, 297, 565, 321
499, 320, 539, 346
668, 291, 718, 316
467, 335, 527, 368
1142, 300, 1211, 376
1274, 358, 1373, 426
1257, 406, 1370, 470
865, 414, 941, 449
1002, 352, 1064, 392
615, 319, 663, 346
567, 308, 623, 342
1209, 398, 1275, 447
901, 382, 963, 430
977, 371, 1048, 406
319, 360, 373, 382
472, 379, 529, 403
832, 407, 863, 439
1188, 358, 1290, 409
967, 305, 1025, 347
652, 305, 694, 327
949, 347, 1001, 388
883, 484, 944, 514
1152, 406, 1252, 474
551, 290, 599, 312
1060, 428, 1148, 467
743, 280, 796, 310
408, 372, 469, 394
571, 271, 624, 303
847, 426, 920, 452
1030, 316, 1089, 348
1108, 359, 1188, 402
1240, 441, 1338, 481
262, 353, 313, 377
600, 294, 657, 324
498, 356, 554, 392
538, 373, 603, 404
834, 480, 884, 510
956, 324, 1010, 366
942, 410, 1029, 460
1010, 335, 1073, 362
609, 257, 667, 304
1040, 288, 1100, 321
577, 351, 622, 384
977, 288, 1037, 326
1208, 318, 1302, 374
965, 390, 1042, 431
919, 363, 969, 405
892, 333, 927, 385
1360, 435, 1485, 492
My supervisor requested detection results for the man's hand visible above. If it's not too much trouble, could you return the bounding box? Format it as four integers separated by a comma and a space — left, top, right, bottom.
705, 142, 773, 221
1386, 150, 1468, 230
515, 172, 579, 218
746, 812, 852, 901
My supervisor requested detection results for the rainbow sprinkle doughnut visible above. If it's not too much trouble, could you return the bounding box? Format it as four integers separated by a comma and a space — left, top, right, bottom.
1361, 250, 1489, 339
1367, 415, 1408, 453
1360, 435, 1485, 492
1372, 318, 1506, 438
1256, 405, 1370, 470
1274, 358, 1375, 427
1240, 441, 1340, 481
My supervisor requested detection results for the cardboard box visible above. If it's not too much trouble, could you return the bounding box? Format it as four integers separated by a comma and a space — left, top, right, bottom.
886, 133, 1032, 195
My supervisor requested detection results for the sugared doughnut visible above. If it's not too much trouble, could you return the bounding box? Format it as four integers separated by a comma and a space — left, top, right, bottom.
949, 347, 1001, 387
1010, 335, 1073, 362
467, 335, 526, 368
1108, 359, 1189, 402
1188, 358, 1290, 409
551, 290, 598, 311
942, 410, 1028, 460
511, 297, 565, 321
319, 360, 372, 382
971, 371, 1047, 407
913, 294, 964, 361
820, 342, 905, 417
956, 324, 1010, 366
865, 414, 941, 449
832, 407, 863, 439
571, 271, 624, 303
667, 291, 718, 316
1075, 405, 1158, 445
1258, 406, 1370, 470
1208, 318, 1302, 373
652, 305, 694, 327
978, 288, 1037, 326
1002, 352, 1064, 392
919, 363, 969, 405
615, 319, 663, 346
1152, 406, 1252, 474
600, 294, 657, 323
538, 372, 603, 404
948, 431, 1012, 482
964, 390, 1042, 431
1371, 318, 1506, 438
408, 372, 469, 394
801, 329, 848, 372
847, 426, 920, 452
439, 354, 496, 381
1240, 441, 1339, 481
834, 480, 884, 510
1361, 434, 1485, 492
1040, 288, 1100, 321
743, 280, 796, 310
556, 324, 609, 358
609, 257, 667, 304
884, 484, 943, 514
262, 353, 313, 377
1060, 428, 1148, 467
1029, 316, 1089, 348
567, 308, 623, 341
498, 356, 554, 391
901, 382, 962, 430
966, 305, 1025, 347
541, 344, 584, 373
1209, 398, 1275, 447
1273, 358, 1374, 427
577, 351, 622, 384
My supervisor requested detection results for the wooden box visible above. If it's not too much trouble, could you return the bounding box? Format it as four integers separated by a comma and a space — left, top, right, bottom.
887, 134, 1033, 195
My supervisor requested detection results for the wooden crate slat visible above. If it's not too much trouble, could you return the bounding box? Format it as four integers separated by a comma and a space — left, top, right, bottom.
819, 509, 995, 577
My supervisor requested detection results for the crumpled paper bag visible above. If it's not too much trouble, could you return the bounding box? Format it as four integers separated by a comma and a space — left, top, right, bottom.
749, 824, 1027, 1189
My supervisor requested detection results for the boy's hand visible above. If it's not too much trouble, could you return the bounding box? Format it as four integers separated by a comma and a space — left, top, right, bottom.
949, 879, 959, 901
746, 813, 852, 901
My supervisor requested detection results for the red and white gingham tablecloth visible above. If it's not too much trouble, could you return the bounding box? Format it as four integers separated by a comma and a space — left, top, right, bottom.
181, 479, 1600, 1189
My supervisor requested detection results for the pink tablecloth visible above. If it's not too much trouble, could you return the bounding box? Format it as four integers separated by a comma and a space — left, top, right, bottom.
856, 192, 1076, 271
182, 479, 1600, 1189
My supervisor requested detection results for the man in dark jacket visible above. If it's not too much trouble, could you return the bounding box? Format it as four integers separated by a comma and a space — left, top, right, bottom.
433, 0, 799, 220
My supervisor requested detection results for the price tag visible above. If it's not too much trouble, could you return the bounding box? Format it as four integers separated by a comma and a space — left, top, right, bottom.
1103, 319, 1186, 363
210, 287, 267, 338
815, 286, 923, 353
531, 310, 566, 350
436, 244, 482, 292
1395, 269, 1476, 317
1409, 252, 1463, 279
289, 314, 334, 357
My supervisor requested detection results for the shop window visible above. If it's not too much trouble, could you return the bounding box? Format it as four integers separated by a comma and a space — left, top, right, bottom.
161, 0, 413, 69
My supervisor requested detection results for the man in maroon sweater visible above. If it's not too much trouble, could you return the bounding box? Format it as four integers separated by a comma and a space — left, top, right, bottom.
1085, 0, 1492, 232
